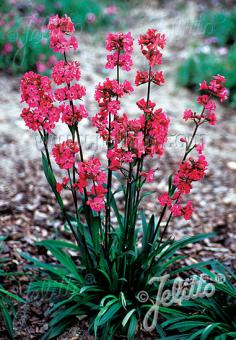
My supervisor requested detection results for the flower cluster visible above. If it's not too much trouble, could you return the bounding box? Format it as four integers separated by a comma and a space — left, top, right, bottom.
60, 103, 88, 126
107, 100, 169, 171
158, 192, 193, 220
48, 15, 78, 53
137, 99, 170, 157
75, 158, 107, 212
199, 75, 228, 102
20, 71, 60, 133
92, 79, 133, 140
158, 148, 208, 220
174, 155, 208, 195
52, 60, 81, 85
55, 84, 86, 101
52, 59, 87, 128
52, 140, 79, 170
183, 75, 228, 125
138, 29, 166, 67
105, 32, 134, 71
135, 70, 165, 86
56, 177, 70, 193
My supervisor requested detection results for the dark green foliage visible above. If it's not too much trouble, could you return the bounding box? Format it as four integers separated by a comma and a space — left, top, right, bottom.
25, 227, 233, 339
0, 15, 52, 74
199, 9, 236, 46
0, 0, 119, 74
0, 237, 25, 339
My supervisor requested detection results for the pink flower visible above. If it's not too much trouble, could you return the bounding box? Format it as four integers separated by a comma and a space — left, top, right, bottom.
48, 15, 78, 53
158, 192, 172, 207
105, 32, 134, 72
60, 103, 88, 126
3, 43, 13, 55
139, 29, 166, 66
183, 109, 194, 121
66, 84, 86, 100
152, 71, 165, 85
197, 94, 209, 106
174, 155, 208, 195
106, 32, 134, 53
182, 201, 193, 220
134, 131, 145, 158
20, 72, 60, 133
136, 70, 165, 86
104, 5, 118, 15
106, 52, 133, 71
52, 140, 79, 169
171, 204, 182, 217
52, 60, 81, 85
199, 75, 228, 103
171, 201, 193, 220
55, 87, 66, 101
56, 177, 69, 193
76, 158, 107, 212
77, 158, 107, 185
87, 13, 96, 24
36, 62, 48, 73
196, 143, 204, 154
87, 197, 105, 212
141, 169, 155, 183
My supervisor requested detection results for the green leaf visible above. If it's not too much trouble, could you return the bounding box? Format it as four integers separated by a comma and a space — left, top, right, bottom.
100, 295, 118, 307
168, 175, 175, 196
90, 216, 101, 256
200, 323, 221, 340
45, 247, 83, 282
28, 280, 79, 294
120, 292, 127, 309
98, 301, 122, 326
122, 309, 136, 327
0, 289, 25, 303
35, 239, 79, 251
167, 320, 207, 331
41, 151, 64, 209
0, 300, 13, 338
21, 252, 68, 277
127, 314, 137, 340
110, 192, 124, 231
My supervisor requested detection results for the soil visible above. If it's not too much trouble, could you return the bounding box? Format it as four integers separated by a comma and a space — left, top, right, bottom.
0, 1, 235, 339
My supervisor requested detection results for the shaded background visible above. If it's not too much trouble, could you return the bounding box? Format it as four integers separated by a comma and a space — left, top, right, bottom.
0, 0, 236, 337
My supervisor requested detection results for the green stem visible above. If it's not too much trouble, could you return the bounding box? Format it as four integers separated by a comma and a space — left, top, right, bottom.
131, 66, 152, 232
105, 49, 120, 252
154, 104, 208, 246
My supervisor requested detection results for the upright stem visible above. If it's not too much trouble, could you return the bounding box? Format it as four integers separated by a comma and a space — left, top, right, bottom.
105, 50, 120, 251
39, 132, 81, 245
41, 130, 52, 170
153, 104, 207, 245
132, 66, 152, 230
124, 164, 133, 244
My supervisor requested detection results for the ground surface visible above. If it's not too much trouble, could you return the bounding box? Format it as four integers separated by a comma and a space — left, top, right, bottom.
0, 0, 236, 339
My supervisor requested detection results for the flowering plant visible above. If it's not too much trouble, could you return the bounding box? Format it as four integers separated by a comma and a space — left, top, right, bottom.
20, 15, 230, 339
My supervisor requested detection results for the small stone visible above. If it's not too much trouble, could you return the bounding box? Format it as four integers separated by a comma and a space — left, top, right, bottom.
12, 193, 24, 203
227, 161, 236, 170
34, 211, 48, 224
230, 243, 236, 253
0, 200, 11, 212
223, 192, 236, 205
